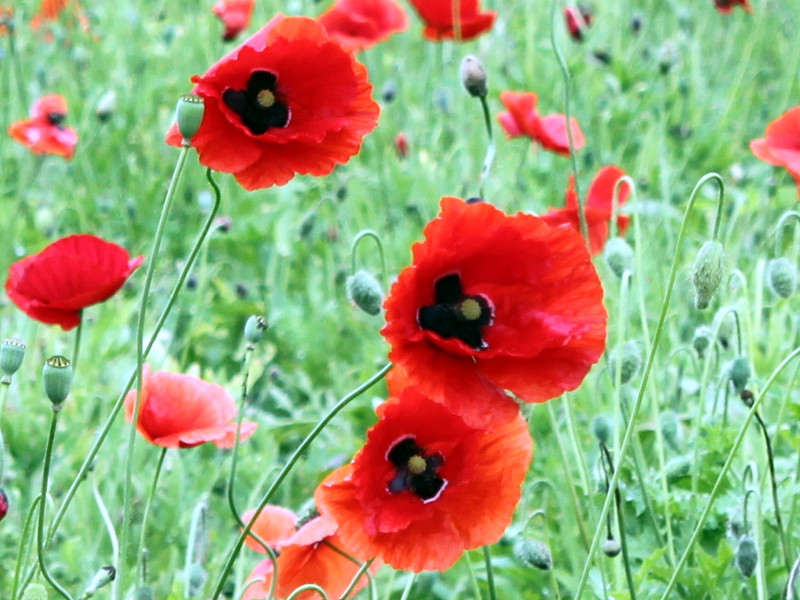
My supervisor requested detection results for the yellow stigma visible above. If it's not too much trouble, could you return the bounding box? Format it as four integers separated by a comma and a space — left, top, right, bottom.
257, 89, 276, 108
407, 455, 426, 475
459, 298, 482, 321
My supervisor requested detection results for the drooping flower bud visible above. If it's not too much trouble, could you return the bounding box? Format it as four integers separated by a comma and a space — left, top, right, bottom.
603, 536, 621, 557
176, 93, 205, 144
660, 410, 681, 450
244, 315, 268, 344
42, 355, 73, 407
592, 415, 611, 445
346, 270, 384, 316
513, 538, 553, 571
95, 90, 117, 123
766, 257, 797, 299
692, 325, 713, 359
460, 55, 488, 98
729, 357, 750, 395
83, 566, 116, 597
608, 340, 642, 384
0, 338, 26, 380
603, 237, 634, 279
692, 241, 725, 310
0, 488, 8, 522
735, 536, 758, 578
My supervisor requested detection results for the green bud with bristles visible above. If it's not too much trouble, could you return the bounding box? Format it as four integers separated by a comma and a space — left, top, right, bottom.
609, 340, 642, 384
767, 257, 797, 299
729, 357, 750, 395
603, 237, 634, 279
20, 583, 49, 600
513, 538, 552, 571
692, 325, 713, 359
176, 93, 205, 144
346, 270, 384, 316
244, 315, 268, 344
735, 536, 758, 578
592, 415, 612, 445
692, 241, 725, 310
42, 355, 73, 407
0, 338, 25, 379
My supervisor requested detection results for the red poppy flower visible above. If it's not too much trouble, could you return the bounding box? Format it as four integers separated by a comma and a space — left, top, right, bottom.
541, 166, 631, 256
124, 366, 257, 449
315, 388, 532, 573
750, 106, 800, 196
394, 131, 409, 158
714, 0, 753, 13
317, 0, 408, 52
31, 0, 89, 35
564, 5, 592, 41
212, 0, 255, 42
5, 234, 143, 331
241, 505, 298, 553
407, 0, 496, 41
165, 15, 380, 190
8, 95, 78, 159
0, 489, 8, 523
497, 91, 585, 156
381, 197, 607, 429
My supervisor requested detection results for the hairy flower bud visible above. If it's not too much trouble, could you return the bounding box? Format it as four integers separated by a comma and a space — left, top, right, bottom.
729, 357, 750, 395
692, 241, 725, 310
42, 355, 73, 407
609, 340, 642, 384
346, 270, 384, 316
692, 325, 713, 359
603, 237, 634, 279
460, 55, 488, 98
244, 315, 268, 344
735, 536, 758, 578
513, 538, 553, 571
766, 257, 797, 299
0, 338, 26, 380
176, 93, 205, 143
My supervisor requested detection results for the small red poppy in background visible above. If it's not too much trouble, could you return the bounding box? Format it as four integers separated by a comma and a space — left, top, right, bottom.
8, 95, 78, 159
31, 0, 89, 35
0, 489, 8, 523
394, 131, 409, 158
542, 166, 631, 255
381, 197, 607, 429
407, 0, 496, 41
241, 505, 298, 553
714, 0, 753, 13
564, 5, 593, 41
497, 91, 585, 156
315, 388, 532, 572
0, 5, 14, 36
318, 0, 408, 52
750, 106, 800, 197
212, 0, 254, 41
5, 234, 143, 331
166, 15, 380, 190
242, 514, 379, 600
124, 366, 257, 449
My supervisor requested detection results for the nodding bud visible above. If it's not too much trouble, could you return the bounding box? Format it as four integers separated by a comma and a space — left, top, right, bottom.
660, 410, 681, 450
513, 538, 553, 571
460, 55, 488, 98
692, 325, 713, 359
767, 257, 797, 299
346, 270, 384, 316
609, 340, 642, 384
591, 415, 611, 445
735, 536, 758, 578
176, 93, 205, 143
0, 338, 26, 380
95, 90, 117, 123
729, 357, 750, 395
42, 355, 73, 407
0, 489, 8, 522
186, 563, 207, 596
244, 315, 269, 344
20, 583, 49, 600
84, 566, 117, 596
603, 536, 621, 557
603, 237, 634, 279
692, 241, 725, 310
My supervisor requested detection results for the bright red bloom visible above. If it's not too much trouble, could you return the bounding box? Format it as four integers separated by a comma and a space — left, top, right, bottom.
0, 489, 8, 522
714, 0, 753, 13
31, 0, 89, 35
8, 95, 78, 159
318, 0, 408, 52
542, 166, 632, 256
381, 197, 607, 429
241, 505, 298, 553
750, 106, 800, 196
124, 366, 257, 449
315, 388, 532, 572
394, 131, 409, 158
564, 5, 592, 41
5, 234, 143, 330
166, 15, 380, 190
212, 0, 255, 41
407, 0, 496, 41
497, 91, 585, 156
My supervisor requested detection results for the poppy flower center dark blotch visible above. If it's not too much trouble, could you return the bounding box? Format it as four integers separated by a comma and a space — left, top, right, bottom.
47, 112, 66, 127
222, 70, 290, 135
417, 273, 493, 350
386, 436, 446, 502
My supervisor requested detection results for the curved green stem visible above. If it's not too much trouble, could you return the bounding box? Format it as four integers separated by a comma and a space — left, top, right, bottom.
137, 448, 168, 586
228, 345, 254, 526
91, 476, 120, 600
350, 230, 387, 286
286, 584, 327, 600
12, 495, 42, 600
337, 556, 375, 600
477, 95, 496, 198
609, 176, 635, 240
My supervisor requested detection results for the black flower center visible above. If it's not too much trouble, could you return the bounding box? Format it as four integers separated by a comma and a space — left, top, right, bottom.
222, 70, 290, 135
417, 273, 493, 349
47, 112, 66, 127
386, 437, 446, 502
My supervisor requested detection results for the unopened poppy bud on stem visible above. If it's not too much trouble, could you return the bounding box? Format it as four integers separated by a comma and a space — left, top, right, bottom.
0, 338, 26, 381
609, 340, 642, 384
42, 355, 73, 407
346, 270, 384, 316
592, 415, 611, 445
460, 55, 488, 98
513, 538, 553, 570
692, 240, 725, 310
176, 94, 205, 144
729, 357, 750, 395
692, 325, 713, 359
83, 565, 116, 596
735, 536, 758, 577
603, 536, 621, 557
767, 257, 797, 299
603, 237, 634, 278
244, 315, 268, 344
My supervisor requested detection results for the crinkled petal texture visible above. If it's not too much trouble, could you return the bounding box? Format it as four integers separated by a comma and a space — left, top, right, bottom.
212, 0, 255, 41
750, 106, 800, 195
166, 15, 380, 190
241, 506, 298, 553
5, 234, 143, 330
8, 95, 78, 159
315, 389, 532, 573
381, 197, 607, 429
318, 0, 408, 52
124, 366, 257, 449
407, 0, 495, 41
497, 91, 584, 156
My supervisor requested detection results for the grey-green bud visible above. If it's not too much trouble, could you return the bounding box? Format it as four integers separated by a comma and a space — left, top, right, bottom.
513, 538, 553, 571
244, 315, 268, 344
692, 241, 725, 310
134, 586, 155, 600
346, 270, 384, 316
592, 415, 612, 445
84, 565, 116, 596
603, 237, 634, 279
603, 537, 621, 557
0, 338, 26, 379
609, 340, 642, 384
176, 93, 205, 143
42, 355, 73, 407
460, 55, 488, 98
692, 325, 713, 359
660, 410, 681, 450
735, 536, 758, 578
20, 583, 49, 600
767, 257, 797, 299
729, 357, 750, 395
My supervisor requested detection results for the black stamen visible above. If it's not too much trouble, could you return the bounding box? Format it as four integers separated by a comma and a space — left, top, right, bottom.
418, 273, 493, 350
386, 437, 446, 501
223, 69, 290, 135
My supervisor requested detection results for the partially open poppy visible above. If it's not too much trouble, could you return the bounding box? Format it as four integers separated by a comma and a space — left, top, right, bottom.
497, 91, 585, 156
166, 15, 380, 190
5, 234, 143, 330
714, 0, 753, 13
750, 106, 800, 196
407, 0, 496, 41
241, 505, 298, 553
212, 0, 255, 42
318, 0, 408, 52
8, 95, 78, 159
564, 5, 592, 41
315, 388, 532, 572
124, 366, 257, 449
542, 166, 632, 256
381, 197, 606, 429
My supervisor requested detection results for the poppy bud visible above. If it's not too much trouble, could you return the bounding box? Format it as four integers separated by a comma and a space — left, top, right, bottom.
186, 563, 207, 596
603, 237, 634, 279
244, 315, 268, 344
729, 357, 750, 395
0, 338, 26, 380
381, 81, 397, 103
592, 415, 611, 445
0, 488, 8, 522
766, 257, 797, 299
83, 565, 116, 596
394, 132, 409, 159
42, 355, 73, 407
20, 583, 48, 600
460, 55, 488, 98
134, 586, 155, 600
740, 389, 754, 407
735, 536, 758, 578
609, 340, 642, 384
346, 270, 384, 316
513, 538, 553, 571
692, 325, 713, 359
660, 410, 681, 450
95, 90, 117, 123
692, 241, 725, 310
176, 93, 205, 144
603, 536, 621, 557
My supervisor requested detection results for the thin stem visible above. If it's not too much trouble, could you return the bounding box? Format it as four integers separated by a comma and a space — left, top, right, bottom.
477, 95, 495, 198
91, 477, 120, 600
349, 230, 387, 286
71, 317, 83, 373
337, 557, 374, 600
286, 584, 327, 600
464, 552, 483, 600
483, 546, 497, 600
184, 499, 207, 599
137, 448, 168, 586
12, 495, 42, 600
0, 382, 8, 420
398, 574, 416, 600
228, 344, 255, 526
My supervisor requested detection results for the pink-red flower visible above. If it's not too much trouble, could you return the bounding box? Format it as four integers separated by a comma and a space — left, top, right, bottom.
166, 15, 380, 190
542, 166, 631, 256
497, 91, 585, 156
381, 197, 607, 429
714, 0, 753, 13
750, 106, 800, 197
315, 387, 532, 572
5, 234, 143, 330
407, 0, 496, 41
0, 489, 8, 523
241, 505, 298, 553
124, 366, 257, 449
212, 0, 255, 41
8, 95, 78, 159
564, 5, 593, 41
317, 0, 408, 52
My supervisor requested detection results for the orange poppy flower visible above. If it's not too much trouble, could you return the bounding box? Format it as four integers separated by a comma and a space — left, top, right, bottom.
750, 106, 800, 196
381, 197, 607, 429
714, 0, 753, 13
542, 166, 632, 256
212, 0, 255, 41
497, 91, 585, 156
8, 95, 78, 159
166, 15, 380, 190
31, 0, 89, 35
318, 0, 408, 52
241, 505, 298, 553
315, 387, 532, 572
407, 0, 496, 41
124, 366, 257, 449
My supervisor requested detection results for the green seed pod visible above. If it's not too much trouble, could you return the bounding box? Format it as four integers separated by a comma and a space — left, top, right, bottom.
692, 325, 713, 359
84, 565, 116, 596
176, 93, 205, 143
766, 257, 797, 299
735, 536, 758, 578
609, 340, 642, 384
20, 583, 49, 600
591, 415, 612, 445
513, 538, 553, 571
603, 237, 635, 279
603, 537, 621, 557
460, 55, 488, 98
692, 240, 725, 310
346, 270, 384, 316
729, 357, 750, 395
42, 355, 73, 407
0, 338, 26, 379
244, 315, 268, 344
